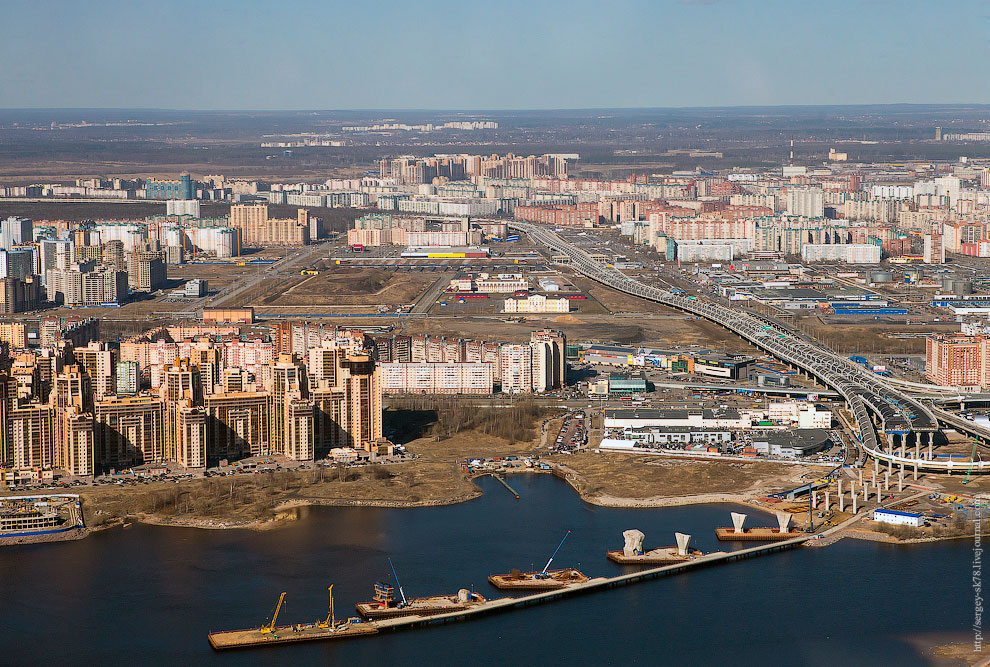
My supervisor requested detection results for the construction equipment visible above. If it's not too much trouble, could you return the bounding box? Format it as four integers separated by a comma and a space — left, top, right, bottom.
260, 592, 287, 634
388, 558, 408, 606
538, 530, 572, 578
319, 586, 335, 628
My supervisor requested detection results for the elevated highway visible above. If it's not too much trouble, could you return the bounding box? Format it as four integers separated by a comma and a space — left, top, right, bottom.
511, 222, 943, 466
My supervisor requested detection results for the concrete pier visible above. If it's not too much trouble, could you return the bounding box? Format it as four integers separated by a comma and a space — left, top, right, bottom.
852, 494, 858, 514
839, 491, 845, 513
884, 471, 889, 491
898, 472, 904, 492
824, 491, 830, 513
913, 462, 918, 481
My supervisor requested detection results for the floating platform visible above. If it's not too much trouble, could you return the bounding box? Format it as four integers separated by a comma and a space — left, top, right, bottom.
488, 568, 589, 590
606, 546, 707, 565
715, 527, 807, 542
208, 620, 377, 650
356, 591, 487, 620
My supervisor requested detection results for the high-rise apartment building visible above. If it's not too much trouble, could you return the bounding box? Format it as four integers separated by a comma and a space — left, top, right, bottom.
531, 329, 566, 392
75, 341, 114, 399
116, 360, 140, 395
927, 335, 990, 390
94, 395, 164, 469
229, 204, 310, 247
205, 391, 271, 460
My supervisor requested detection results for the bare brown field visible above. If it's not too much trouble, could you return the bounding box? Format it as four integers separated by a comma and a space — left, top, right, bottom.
267, 268, 438, 306
551, 451, 813, 500
793, 315, 960, 354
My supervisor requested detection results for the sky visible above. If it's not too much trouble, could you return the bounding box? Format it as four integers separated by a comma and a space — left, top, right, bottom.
1, 0, 988, 110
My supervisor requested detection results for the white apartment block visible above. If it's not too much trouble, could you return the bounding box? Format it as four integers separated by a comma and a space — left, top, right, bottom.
379, 362, 494, 395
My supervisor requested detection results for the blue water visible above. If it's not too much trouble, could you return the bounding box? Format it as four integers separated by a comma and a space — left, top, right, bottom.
0, 474, 972, 666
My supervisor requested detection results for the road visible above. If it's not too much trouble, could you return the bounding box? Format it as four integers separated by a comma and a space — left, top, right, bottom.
209, 242, 332, 310
510, 221, 940, 464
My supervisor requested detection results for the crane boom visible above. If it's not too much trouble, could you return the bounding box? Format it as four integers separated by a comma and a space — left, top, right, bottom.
541, 530, 572, 575
322, 585, 335, 627
388, 558, 407, 605
261, 592, 287, 633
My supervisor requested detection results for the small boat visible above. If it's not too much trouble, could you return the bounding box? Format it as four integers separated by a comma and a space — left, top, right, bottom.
487, 530, 589, 590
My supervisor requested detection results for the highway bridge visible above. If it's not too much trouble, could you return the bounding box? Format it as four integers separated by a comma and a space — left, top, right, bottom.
510, 222, 952, 469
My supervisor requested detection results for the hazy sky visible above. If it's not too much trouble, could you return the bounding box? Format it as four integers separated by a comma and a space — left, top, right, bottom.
2, 0, 988, 110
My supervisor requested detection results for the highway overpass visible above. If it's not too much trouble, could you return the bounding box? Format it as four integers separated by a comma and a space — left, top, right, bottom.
511, 222, 945, 468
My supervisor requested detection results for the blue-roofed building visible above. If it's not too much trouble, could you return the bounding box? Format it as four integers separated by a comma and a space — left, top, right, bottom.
873, 508, 923, 527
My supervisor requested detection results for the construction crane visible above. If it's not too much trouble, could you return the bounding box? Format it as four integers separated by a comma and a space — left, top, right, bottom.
537, 530, 572, 578
388, 558, 408, 607
319, 585, 335, 628
260, 592, 287, 634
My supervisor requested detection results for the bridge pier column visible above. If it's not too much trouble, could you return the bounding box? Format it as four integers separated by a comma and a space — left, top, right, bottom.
837, 478, 843, 497
913, 462, 919, 481
876, 482, 883, 502
811, 490, 817, 508
928, 432, 934, 460
884, 471, 890, 491
888, 456, 893, 474
824, 491, 830, 513
839, 490, 845, 512
915, 442, 920, 461
898, 471, 904, 492
858, 468, 863, 486
852, 493, 858, 514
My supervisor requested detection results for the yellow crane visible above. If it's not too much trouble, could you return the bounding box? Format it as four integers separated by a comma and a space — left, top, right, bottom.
260, 592, 287, 634
319, 585, 335, 628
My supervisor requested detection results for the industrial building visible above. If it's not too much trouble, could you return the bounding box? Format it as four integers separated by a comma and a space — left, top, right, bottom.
873, 509, 924, 527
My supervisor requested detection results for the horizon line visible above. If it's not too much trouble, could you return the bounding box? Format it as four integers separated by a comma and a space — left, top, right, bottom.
2, 102, 990, 114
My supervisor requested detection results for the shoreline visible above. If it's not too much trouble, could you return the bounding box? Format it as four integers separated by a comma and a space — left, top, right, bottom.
6, 465, 979, 548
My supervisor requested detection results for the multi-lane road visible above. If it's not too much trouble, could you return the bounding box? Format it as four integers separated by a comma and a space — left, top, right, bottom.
508, 222, 990, 472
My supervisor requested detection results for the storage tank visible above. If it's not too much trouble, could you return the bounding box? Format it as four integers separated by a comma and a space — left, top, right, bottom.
952, 280, 973, 296
869, 270, 894, 284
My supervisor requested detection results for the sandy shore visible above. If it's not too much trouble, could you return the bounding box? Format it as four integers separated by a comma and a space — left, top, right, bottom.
584, 492, 768, 510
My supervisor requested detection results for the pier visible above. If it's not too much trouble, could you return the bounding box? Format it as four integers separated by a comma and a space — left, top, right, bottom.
371, 534, 809, 633
209, 532, 810, 649
492, 473, 520, 499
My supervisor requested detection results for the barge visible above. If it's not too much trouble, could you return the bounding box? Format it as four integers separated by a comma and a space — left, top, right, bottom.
209, 586, 377, 650
356, 582, 487, 620
607, 529, 710, 565
607, 545, 706, 565
208, 620, 377, 649
488, 567, 589, 590
488, 530, 588, 590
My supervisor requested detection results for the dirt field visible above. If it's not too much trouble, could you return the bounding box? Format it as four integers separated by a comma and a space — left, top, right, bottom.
792, 314, 960, 354
266, 268, 439, 307
550, 451, 813, 501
